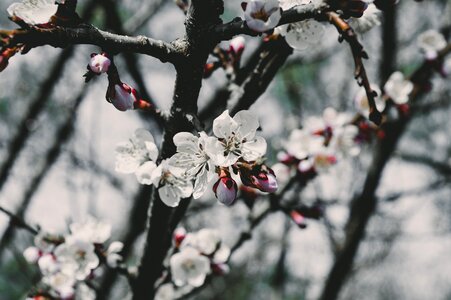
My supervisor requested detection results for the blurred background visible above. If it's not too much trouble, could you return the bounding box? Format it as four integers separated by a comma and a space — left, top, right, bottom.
0, 0, 450, 299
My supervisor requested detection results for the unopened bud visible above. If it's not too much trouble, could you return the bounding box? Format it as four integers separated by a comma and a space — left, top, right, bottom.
229, 36, 245, 56
89, 53, 111, 74
212, 263, 230, 275
173, 227, 187, 247
213, 176, 238, 206
289, 210, 307, 228
106, 82, 138, 111
252, 171, 278, 193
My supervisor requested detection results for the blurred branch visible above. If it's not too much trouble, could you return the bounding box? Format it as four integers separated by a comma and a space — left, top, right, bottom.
380, 6, 397, 84
0, 206, 38, 235
318, 43, 451, 300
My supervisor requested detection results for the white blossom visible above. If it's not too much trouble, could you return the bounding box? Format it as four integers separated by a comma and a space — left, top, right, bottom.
169, 132, 215, 199
7, 0, 58, 26
151, 160, 194, 207
284, 128, 324, 160
170, 247, 211, 287
278, 0, 324, 50
69, 217, 111, 244
43, 271, 76, 298
182, 229, 221, 255
230, 36, 246, 54
354, 84, 386, 118
54, 237, 99, 280
329, 125, 360, 157
106, 241, 124, 268
155, 283, 176, 300
384, 71, 413, 104
244, 0, 281, 32
115, 128, 159, 183
38, 253, 59, 275
417, 29, 447, 58
349, 3, 381, 33
23, 246, 40, 263
206, 110, 267, 166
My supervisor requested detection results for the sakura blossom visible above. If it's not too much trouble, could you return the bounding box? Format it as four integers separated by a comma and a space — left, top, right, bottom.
354, 84, 386, 118
244, 0, 282, 32
69, 217, 112, 244
54, 237, 99, 280
170, 247, 211, 287
106, 241, 124, 268
23, 246, 41, 263
384, 71, 414, 104
151, 159, 194, 207
349, 3, 381, 33
417, 29, 447, 58
278, 0, 324, 50
169, 131, 215, 199
206, 110, 267, 166
7, 0, 58, 26
181, 228, 222, 255
115, 128, 158, 182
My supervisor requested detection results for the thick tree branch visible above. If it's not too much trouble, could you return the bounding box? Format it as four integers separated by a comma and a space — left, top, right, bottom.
7, 25, 182, 64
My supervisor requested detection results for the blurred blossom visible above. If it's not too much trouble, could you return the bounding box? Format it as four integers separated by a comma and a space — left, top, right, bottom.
278, 0, 324, 50
23, 246, 41, 263
7, 0, 58, 25
354, 84, 386, 118
349, 3, 381, 33
384, 71, 414, 104
69, 217, 111, 244
115, 128, 158, 180
417, 30, 447, 59
170, 247, 211, 287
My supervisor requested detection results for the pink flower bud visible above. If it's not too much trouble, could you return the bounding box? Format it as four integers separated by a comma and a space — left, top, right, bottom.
251, 171, 278, 193
106, 82, 138, 111
213, 177, 238, 206
89, 53, 111, 74
173, 227, 187, 247
212, 262, 230, 275
289, 210, 307, 229
229, 36, 245, 56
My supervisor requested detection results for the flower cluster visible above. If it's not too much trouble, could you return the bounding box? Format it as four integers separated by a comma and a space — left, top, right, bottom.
115, 110, 277, 207
22, 217, 123, 299
275, 107, 363, 184
417, 29, 447, 59
155, 228, 230, 299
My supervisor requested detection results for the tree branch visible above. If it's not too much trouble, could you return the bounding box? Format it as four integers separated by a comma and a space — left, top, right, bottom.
7, 25, 182, 64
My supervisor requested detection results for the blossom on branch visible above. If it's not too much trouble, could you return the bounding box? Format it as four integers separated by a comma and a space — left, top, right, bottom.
170, 247, 211, 287
278, 0, 325, 50
417, 29, 447, 59
243, 0, 282, 32
349, 3, 381, 33
115, 128, 158, 183
384, 71, 413, 104
7, 0, 58, 26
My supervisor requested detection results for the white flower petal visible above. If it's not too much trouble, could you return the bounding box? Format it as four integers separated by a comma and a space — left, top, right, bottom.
212, 110, 235, 139
136, 161, 157, 185
7, 0, 58, 26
